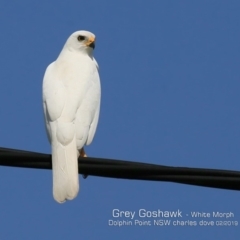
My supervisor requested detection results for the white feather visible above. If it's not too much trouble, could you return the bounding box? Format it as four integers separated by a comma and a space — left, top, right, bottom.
42, 30, 101, 203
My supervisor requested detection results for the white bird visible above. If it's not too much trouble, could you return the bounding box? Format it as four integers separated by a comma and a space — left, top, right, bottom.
42, 30, 101, 203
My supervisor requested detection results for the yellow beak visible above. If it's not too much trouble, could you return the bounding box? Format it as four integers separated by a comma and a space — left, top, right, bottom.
85, 36, 95, 46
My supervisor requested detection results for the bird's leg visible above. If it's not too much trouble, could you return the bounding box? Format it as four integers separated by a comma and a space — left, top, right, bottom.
80, 148, 88, 179
80, 148, 87, 157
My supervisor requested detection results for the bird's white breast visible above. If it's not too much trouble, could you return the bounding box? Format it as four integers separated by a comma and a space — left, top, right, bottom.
43, 51, 100, 149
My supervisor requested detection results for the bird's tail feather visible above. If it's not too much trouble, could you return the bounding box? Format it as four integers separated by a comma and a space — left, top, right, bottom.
52, 138, 79, 203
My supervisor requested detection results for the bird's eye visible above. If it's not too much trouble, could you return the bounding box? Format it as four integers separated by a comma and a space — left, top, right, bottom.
77, 35, 85, 41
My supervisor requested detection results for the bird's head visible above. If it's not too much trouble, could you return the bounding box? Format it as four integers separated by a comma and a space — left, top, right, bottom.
63, 30, 96, 55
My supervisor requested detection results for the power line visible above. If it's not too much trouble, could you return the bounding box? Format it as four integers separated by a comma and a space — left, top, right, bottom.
0, 147, 240, 191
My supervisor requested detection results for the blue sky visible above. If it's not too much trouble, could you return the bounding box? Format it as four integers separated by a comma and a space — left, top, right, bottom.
0, 0, 240, 239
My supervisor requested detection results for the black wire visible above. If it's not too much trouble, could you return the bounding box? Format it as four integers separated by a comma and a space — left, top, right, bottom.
0, 147, 240, 191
